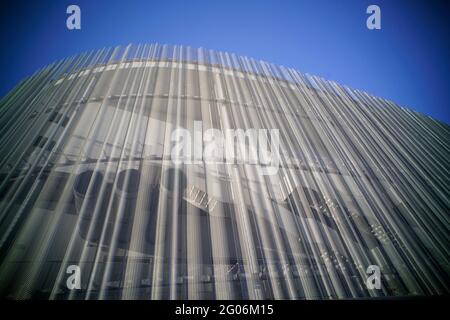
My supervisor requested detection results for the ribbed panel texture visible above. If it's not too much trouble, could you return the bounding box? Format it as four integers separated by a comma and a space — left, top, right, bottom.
0, 44, 448, 299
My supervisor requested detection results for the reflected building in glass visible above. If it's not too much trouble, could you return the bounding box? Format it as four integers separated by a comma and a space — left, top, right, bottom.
0, 44, 448, 299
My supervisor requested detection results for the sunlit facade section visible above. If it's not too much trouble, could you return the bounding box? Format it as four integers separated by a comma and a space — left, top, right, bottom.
0, 44, 448, 299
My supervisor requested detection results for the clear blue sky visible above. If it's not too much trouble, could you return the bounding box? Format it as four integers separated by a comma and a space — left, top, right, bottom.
1, 0, 449, 123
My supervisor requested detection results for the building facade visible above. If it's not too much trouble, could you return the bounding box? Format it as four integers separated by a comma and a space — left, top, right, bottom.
0, 44, 448, 299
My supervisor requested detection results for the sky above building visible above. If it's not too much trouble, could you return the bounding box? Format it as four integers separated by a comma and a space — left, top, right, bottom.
0, 0, 449, 123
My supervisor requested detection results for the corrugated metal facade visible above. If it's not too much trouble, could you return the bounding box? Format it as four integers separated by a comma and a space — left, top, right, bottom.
0, 44, 448, 299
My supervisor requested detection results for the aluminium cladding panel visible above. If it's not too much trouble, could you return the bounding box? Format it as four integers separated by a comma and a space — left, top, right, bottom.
0, 44, 448, 300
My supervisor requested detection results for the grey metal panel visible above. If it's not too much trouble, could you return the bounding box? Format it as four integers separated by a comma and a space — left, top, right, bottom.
0, 44, 448, 300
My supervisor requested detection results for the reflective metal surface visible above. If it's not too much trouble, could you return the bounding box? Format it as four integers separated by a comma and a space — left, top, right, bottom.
0, 44, 448, 299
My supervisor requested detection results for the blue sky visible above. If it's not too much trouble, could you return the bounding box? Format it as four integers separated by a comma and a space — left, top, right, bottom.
1, 0, 449, 123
